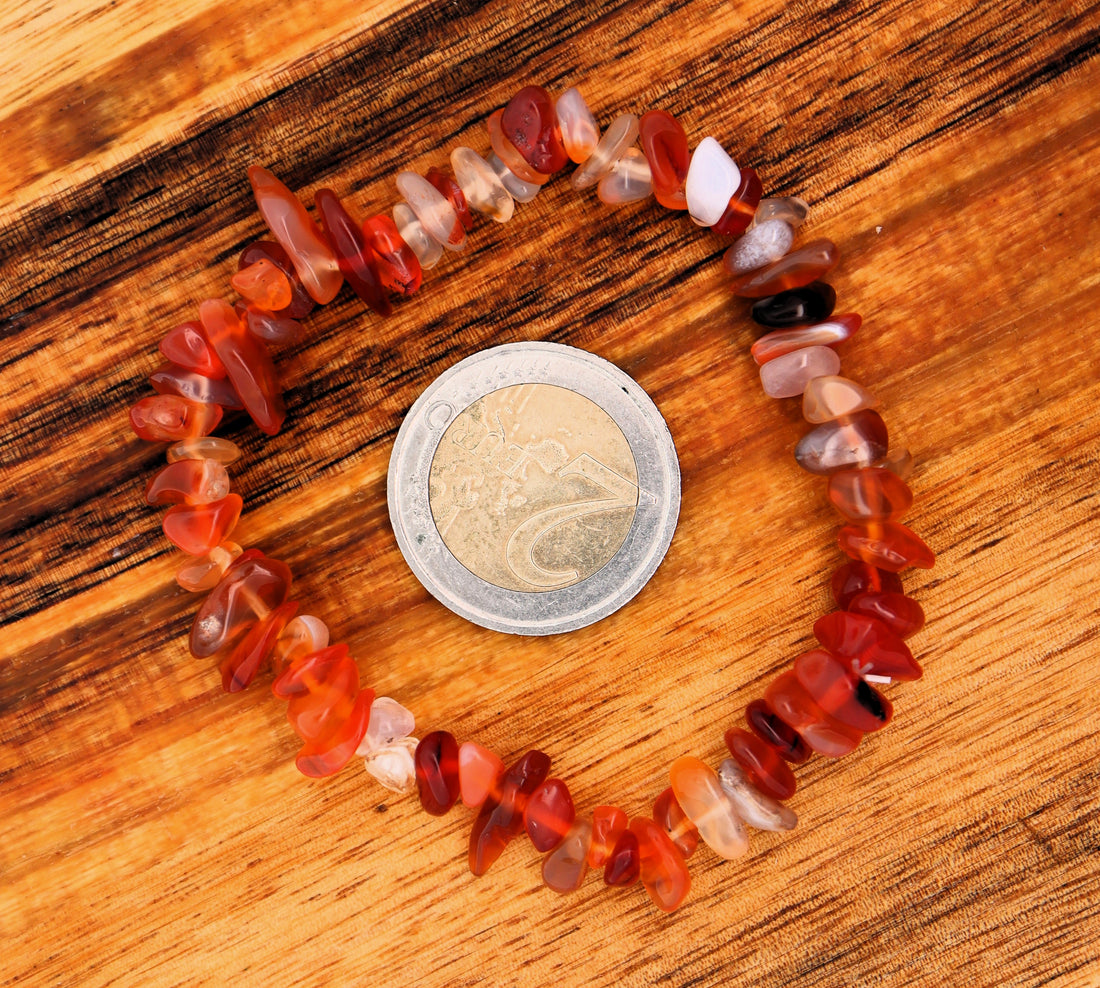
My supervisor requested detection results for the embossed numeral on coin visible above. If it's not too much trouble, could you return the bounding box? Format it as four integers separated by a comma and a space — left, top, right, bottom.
505, 453, 639, 589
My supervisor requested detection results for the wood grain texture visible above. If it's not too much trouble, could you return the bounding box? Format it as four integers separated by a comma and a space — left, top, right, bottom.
2, 0, 1099, 985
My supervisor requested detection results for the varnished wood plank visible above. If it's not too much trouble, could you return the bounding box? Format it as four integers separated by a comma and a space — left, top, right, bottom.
2, 0, 1099, 985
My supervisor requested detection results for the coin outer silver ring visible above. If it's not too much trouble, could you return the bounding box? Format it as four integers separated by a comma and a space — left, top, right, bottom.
387, 341, 681, 635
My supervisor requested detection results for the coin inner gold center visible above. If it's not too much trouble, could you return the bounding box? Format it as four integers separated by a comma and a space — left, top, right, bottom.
428, 384, 639, 592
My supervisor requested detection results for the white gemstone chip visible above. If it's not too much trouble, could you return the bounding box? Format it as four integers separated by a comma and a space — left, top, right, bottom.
685, 137, 741, 226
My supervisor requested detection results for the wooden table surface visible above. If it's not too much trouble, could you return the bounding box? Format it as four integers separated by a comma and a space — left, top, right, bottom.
2, 1, 1098, 986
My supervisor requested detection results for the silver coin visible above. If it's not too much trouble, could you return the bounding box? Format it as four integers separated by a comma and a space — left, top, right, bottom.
387, 342, 680, 635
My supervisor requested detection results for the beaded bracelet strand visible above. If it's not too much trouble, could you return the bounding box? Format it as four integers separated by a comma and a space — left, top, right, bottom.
127, 83, 935, 912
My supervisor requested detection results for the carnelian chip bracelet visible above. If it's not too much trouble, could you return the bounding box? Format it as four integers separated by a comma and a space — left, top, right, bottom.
127, 83, 935, 912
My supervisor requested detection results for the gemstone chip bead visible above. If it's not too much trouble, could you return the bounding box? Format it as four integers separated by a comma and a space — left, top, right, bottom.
415, 731, 462, 816
759, 345, 842, 399
588, 805, 629, 868
638, 109, 689, 209
752, 281, 837, 327
723, 728, 797, 800
717, 758, 798, 832
744, 698, 811, 764
469, 750, 550, 875
794, 410, 889, 475
541, 819, 592, 894
732, 238, 838, 297
458, 742, 504, 809
501, 85, 569, 174
766, 670, 863, 759
525, 779, 576, 852
684, 137, 741, 226
752, 315, 863, 366
247, 165, 342, 304
130, 395, 222, 442
837, 522, 936, 572
555, 87, 600, 163
629, 818, 691, 912
668, 756, 750, 859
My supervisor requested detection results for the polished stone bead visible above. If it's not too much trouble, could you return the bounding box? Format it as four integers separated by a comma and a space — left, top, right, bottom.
766, 670, 863, 758
396, 171, 466, 251
669, 756, 749, 859
724, 219, 794, 275
415, 731, 461, 816
588, 805, 629, 868
273, 642, 373, 778
603, 828, 641, 887
639, 109, 689, 209
753, 196, 810, 229
794, 648, 893, 732
199, 298, 285, 435
831, 560, 904, 608
877, 446, 915, 480
795, 410, 889, 475
525, 778, 576, 852
230, 258, 293, 312
555, 87, 600, 164
803, 373, 877, 422
159, 321, 226, 378
813, 611, 923, 681
717, 758, 798, 832
145, 458, 230, 506
760, 345, 842, 399
426, 166, 474, 231
274, 646, 357, 721
733, 238, 838, 297
652, 787, 699, 858
392, 202, 442, 269
367, 749, 420, 790
685, 137, 740, 226
238, 241, 316, 319
541, 818, 591, 894
469, 750, 551, 875
711, 166, 762, 237
487, 108, 549, 185
167, 436, 242, 465
190, 550, 291, 658
358, 696, 416, 754
176, 541, 242, 593
130, 395, 222, 442
597, 148, 653, 205
488, 152, 540, 203
163, 493, 243, 556
240, 305, 304, 344
724, 728, 797, 800
271, 614, 329, 675
458, 741, 505, 808
451, 146, 515, 223
752, 315, 862, 366
364, 737, 419, 793
838, 521, 935, 571
314, 189, 392, 315
247, 165, 342, 304
571, 113, 639, 190
629, 817, 691, 912
751, 281, 837, 328
501, 85, 568, 174
744, 698, 811, 764
848, 591, 925, 638
363, 215, 423, 295
220, 599, 297, 693
149, 363, 243, 409
828, 467, 913, 521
